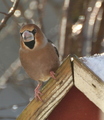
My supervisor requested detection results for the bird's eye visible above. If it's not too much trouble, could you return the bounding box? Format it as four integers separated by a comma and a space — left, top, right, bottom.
20, 32, 23, 36
32, 29, 36, 35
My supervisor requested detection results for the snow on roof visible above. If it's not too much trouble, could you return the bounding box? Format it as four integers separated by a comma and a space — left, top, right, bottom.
80, 53, 104, 81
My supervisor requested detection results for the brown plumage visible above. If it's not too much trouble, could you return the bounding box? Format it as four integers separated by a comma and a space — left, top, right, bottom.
19, 24, 59, 100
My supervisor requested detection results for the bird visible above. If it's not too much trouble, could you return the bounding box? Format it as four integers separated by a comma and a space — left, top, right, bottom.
19, 24, 60, 100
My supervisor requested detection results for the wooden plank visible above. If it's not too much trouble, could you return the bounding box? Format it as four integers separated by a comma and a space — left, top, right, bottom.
16, 55, 73, 120
73, 56, 104, 112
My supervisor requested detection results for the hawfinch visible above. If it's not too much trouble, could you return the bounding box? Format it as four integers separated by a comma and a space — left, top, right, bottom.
19, 24, 59, 100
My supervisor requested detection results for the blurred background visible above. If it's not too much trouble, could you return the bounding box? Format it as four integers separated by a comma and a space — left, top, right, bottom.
0, 0, 104, 119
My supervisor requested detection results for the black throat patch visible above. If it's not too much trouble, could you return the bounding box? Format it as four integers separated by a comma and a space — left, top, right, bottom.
24, 40, 35, 49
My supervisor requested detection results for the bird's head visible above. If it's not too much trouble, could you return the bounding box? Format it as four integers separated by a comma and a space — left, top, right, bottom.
20, 24, 47, 49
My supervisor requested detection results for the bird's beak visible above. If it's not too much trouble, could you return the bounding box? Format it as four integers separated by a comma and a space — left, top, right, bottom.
22, 31, 34, 42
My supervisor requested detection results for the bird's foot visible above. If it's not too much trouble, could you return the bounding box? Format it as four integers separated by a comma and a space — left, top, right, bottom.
50, 71, 56, 79
34, 83, 42, 101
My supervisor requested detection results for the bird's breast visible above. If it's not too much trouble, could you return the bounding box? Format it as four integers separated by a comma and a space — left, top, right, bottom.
19, 46, 59, 81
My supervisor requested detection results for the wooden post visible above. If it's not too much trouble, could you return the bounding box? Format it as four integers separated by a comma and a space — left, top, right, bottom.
17, 55, 104, 120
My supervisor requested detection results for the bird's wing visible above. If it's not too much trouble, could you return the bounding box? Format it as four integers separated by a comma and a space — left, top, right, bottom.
48, 39, 59, 57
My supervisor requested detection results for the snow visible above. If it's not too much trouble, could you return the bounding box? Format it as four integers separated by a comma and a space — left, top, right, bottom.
80, 53, 104, 81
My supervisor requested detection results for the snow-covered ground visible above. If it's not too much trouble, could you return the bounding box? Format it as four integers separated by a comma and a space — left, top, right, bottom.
80, 53, 104, 81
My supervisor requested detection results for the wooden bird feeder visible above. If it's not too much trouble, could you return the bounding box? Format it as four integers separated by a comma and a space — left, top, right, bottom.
16, 55, 104, 120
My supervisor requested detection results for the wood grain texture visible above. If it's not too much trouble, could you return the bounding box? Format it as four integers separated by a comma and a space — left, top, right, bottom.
16, 55, 73, 120
74, 57, 104, 112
